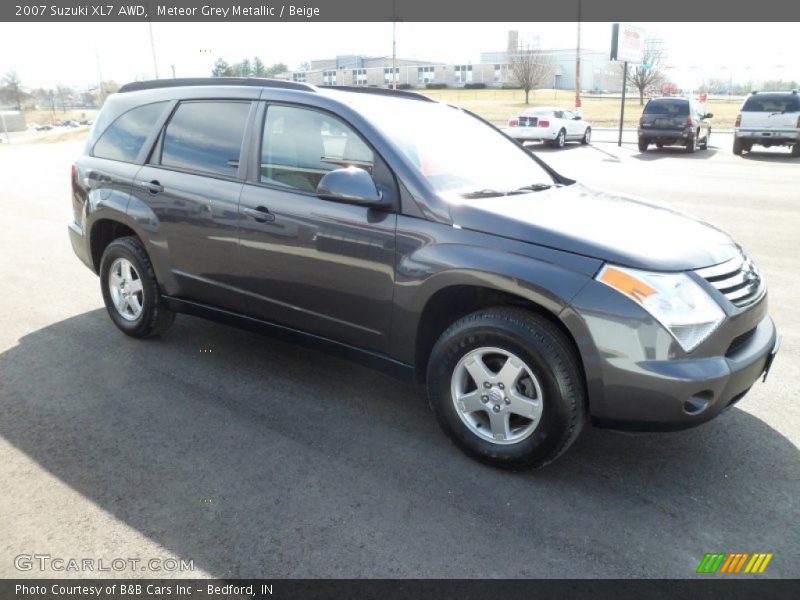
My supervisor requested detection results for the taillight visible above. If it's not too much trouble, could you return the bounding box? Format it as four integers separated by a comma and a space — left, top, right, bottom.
639, 116, 645, 126
71, 164, 78, 195
538, 120, 550, 128
735, 113, 742, 128
508, 118, 519, 127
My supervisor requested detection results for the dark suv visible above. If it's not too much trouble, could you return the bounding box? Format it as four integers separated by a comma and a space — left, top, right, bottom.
638, 97, 713, 153
69, 78, 778, 468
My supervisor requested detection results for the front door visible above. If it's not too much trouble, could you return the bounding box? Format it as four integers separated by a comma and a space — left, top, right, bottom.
236, 104, 398, 354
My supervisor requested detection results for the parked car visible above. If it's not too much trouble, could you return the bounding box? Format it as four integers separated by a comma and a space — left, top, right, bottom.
69, 78, 778, 469
638, 97, 712, 153
733, 90, 800, 157
503, 107, 591, 148
34, 124, 53, 131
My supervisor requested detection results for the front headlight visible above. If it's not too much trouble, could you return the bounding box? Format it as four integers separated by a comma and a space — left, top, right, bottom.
596, 264, 725, 353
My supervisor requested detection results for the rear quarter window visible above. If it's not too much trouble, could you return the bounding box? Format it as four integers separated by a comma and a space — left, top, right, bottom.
742, 94, 800, 113
92, 101, 167, 162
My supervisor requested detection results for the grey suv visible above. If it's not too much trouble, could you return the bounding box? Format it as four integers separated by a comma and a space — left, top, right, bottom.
69, 78, 779, 468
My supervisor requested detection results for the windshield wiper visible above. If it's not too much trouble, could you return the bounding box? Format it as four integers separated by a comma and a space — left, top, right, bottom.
512, 183, 558, 193
459, 183, 557, 199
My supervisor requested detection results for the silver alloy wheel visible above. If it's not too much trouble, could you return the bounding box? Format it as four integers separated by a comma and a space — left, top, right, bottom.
450, 347, 544, 445
108, 257, 144, 321
584, 128, 591, 143
556, 130, 565, 147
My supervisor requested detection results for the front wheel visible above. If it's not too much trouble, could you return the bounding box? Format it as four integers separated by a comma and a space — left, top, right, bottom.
700, 130, 710, 150
99, 236, 175, 338
581, 127, 591, 145
426, 308, 586, 469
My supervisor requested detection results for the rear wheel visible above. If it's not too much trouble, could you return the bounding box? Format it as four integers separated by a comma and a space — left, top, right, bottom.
638, 137, 649, 152
100, 236, 175, 338
426, 308, 586, 469
686, 131, 699, 153
791, 143, 800, 157
551, 129, 566, 149
733, 137, 744, 155
581, 127, 591, 145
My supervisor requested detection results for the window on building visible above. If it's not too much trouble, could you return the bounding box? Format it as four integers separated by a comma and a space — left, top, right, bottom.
384, 67, 399, 85
160, 101, 251, 177
352, 69, 367, 86
293, 72, 306, 83
92, 101, 167, 162
323, 70, 337, 86
260, 105, 374, 192
455, 65, 473, 84
417, 66, 435, 84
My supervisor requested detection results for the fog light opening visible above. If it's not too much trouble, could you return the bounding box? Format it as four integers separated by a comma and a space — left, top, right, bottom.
684, 391, 713, 415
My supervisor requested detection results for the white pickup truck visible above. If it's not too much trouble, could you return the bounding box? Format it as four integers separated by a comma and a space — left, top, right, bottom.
733, 90, 800, 156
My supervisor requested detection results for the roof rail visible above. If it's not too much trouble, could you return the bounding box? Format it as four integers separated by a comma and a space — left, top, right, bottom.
118, 77, 317, 93
324, 85, 435, 102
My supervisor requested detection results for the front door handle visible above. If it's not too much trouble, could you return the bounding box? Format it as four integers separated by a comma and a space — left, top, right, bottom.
137, 180, 164, 194
242, 206, 275, 223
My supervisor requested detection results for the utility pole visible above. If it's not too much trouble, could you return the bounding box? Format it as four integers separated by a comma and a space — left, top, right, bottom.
575, 0, 582, 110
148, 22, 159, 79
618, 61, 628, 147
391, 0, 397, 89
95, 51, 105, 105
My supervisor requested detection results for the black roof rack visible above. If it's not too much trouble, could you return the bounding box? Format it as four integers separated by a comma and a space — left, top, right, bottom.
324, 86, 435, 102
119, 77, 316, 93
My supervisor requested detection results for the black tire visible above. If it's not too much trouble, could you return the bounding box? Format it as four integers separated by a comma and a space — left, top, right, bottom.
551, 129, 566, 149
743, 142, 752, 152
700, 129, 710, 150
656, 143, 664, 149
791, 143, 800, 157
733, 137, 744, 155
426, 307, 586, 469
581, 127, 591, 145
638, 137, 649, 152
686, 131, 698, 153
99, 236, 175, 338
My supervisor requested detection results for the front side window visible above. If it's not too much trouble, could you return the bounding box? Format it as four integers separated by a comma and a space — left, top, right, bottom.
352, 97, 553, 196
92, 101, 167, 162
260, 105, 374, 193
160, 101, 251, 177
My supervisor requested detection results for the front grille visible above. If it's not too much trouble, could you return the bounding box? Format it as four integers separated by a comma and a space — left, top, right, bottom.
695, 253, 765, 308
726, 328, 756, 357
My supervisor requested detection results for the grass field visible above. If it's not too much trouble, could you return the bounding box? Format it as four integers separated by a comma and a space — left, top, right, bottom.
418, 88, 745, 129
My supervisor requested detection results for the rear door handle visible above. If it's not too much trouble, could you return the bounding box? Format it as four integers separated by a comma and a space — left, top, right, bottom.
137, 180, 164, 194
242, 206, 275, 223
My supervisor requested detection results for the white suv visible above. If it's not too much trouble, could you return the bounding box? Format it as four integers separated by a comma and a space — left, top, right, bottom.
733, 90, 800, 157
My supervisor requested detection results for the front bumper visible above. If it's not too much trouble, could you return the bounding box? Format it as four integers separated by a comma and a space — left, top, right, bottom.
562, 280, 778, 432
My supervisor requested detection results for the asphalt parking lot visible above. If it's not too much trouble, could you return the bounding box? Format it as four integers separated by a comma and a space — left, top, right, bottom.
1, 133, 797, 579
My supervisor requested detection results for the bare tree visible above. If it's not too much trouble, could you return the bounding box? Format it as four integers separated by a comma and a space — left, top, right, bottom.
510, 45, 553, 104
3, 71, 23, 109
626, 38, 667, 105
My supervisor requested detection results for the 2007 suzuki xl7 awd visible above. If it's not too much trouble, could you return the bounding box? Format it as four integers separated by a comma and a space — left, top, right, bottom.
69, 78, 779, 468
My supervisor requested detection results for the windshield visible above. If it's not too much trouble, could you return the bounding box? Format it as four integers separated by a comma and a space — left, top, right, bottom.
349, 97, 554, 197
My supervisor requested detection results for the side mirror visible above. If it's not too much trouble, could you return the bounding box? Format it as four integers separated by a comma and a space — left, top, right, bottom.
703, 113, 714, 119
573, 115, 582, 120
316, 167, 386, 208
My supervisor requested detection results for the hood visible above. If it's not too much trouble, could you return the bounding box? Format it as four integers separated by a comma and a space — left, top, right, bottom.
447, 183, 739, 271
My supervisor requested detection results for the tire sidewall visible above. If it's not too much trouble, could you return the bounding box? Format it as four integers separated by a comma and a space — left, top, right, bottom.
428, 318, 576, 468
99, 239, 158, 336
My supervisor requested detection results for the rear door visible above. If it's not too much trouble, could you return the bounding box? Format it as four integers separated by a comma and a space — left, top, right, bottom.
131, 100, 255, 311
236, 102, 398, 353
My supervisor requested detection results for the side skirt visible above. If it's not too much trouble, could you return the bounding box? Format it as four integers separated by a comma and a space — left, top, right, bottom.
162, 295, 416, 383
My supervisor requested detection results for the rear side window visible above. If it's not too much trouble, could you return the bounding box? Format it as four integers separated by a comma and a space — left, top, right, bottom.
160, 101, 251, 177
92, 102, 167, 162
644, 100, 689, 116
742, 94, 800, 113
